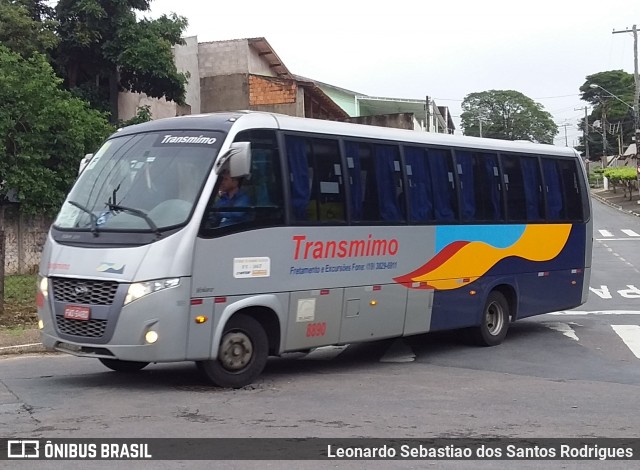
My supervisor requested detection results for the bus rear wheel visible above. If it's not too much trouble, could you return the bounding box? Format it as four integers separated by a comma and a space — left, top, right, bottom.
197, 314, 268, 388
470, 291, 509, 347
99, 358, 149, 372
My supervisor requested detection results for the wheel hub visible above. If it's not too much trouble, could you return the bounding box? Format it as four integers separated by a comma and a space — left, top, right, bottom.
219, 332, 253, 371
486, 302, 504, 336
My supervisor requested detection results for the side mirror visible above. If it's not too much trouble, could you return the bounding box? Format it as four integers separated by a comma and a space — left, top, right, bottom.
214, 142, 251, 178
78, 153, 94, 174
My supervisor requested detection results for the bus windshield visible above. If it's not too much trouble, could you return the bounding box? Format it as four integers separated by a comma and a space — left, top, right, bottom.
54, 130, 223, 232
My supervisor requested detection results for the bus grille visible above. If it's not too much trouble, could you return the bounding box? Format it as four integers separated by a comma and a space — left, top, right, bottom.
55, 316, 108, 338
52, 278, 119, 305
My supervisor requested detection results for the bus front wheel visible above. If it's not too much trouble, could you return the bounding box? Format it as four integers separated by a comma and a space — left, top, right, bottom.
99, 358, 149, 372
470, 291, 509, 347
197, 314, 268, 388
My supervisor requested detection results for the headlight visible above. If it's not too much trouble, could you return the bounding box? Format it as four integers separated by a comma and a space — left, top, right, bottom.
38, 276, 49, 297
124, 278, 180, 305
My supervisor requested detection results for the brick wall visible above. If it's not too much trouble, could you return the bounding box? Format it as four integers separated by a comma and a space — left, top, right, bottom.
249, 75, 297, 106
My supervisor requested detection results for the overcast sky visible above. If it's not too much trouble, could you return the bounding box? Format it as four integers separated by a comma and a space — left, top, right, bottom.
149, 0, 640, 147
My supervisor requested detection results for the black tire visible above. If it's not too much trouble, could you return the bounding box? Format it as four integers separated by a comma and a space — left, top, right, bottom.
99, 358, 149, 372
470, 291, 510, 347
197, 314, 268, 388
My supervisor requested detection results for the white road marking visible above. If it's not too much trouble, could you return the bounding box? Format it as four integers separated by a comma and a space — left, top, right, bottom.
542, 322, 579, 341
304, 345, 348, 360
621, 229, 640, 237
588, 286, 612, 299
611, 325, 640, 359
379, 339, 416, 363
598, 230, 613, 237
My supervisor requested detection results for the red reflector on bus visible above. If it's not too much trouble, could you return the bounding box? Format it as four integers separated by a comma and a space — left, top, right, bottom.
320, 289, 330, 295
191, 299, 203, 305
214, 297, 227, 304
373, 285, 382, 291
36, 291, 44, 308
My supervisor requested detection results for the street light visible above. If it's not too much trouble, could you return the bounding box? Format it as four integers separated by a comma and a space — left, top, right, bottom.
589, 84, 635, 111
590, 83, 640, 160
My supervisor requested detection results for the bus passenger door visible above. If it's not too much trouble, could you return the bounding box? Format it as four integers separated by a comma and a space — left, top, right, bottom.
286, 289, 343, 350
338, 285, 407, 343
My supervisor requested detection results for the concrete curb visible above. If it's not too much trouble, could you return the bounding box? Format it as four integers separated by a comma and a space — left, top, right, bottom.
0, 343, 46, 356
591, 192, 640, 217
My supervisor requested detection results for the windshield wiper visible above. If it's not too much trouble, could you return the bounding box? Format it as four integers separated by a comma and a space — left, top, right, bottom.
105, 203, 161, 238
68, 200, 99, 237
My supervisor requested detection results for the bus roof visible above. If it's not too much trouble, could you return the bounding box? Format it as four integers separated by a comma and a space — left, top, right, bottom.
115, 111, 579, 158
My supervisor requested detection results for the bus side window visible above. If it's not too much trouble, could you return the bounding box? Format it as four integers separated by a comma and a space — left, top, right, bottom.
501, 154, 527, 221
426, 148, 457, 222
286, 135, 345, 224
455, 150, 503, 222
557, 159, 583, 221
519, 156, 544, 221
286, 135, 310, 221
312, 139, 345, 223
345, 141, 404, 223
373, 144, 404, 222
404, 146, 434, 222
345, 141, 372, 222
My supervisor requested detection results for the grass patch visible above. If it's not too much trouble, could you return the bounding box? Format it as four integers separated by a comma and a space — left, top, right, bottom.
5, 274, 36, 303
1, 325, 29, 336
2, 274, 38, 328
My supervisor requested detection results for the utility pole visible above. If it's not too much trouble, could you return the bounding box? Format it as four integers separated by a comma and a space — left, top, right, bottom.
479, 117, 483, 137
559, 123, 570, 147
575, 106, 590, 160
602, 103, 608, 169
425, 96, 431, 132
613, 24, 640, 159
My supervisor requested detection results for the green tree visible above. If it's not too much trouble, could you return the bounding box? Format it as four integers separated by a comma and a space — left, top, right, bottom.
118, 105, 153, 128
603, 167, 637, 200
0, 45, 113, 216
54, 0, 188, 121
460, 90, 558, 144
0, 0, 58, 58
578, 70, 635, 160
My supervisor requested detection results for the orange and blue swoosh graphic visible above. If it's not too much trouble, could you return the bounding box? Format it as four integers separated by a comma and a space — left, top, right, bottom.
394, 224, 572, 290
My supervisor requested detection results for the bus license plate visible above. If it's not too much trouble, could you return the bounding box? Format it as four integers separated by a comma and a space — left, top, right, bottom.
64, 305, 91, 321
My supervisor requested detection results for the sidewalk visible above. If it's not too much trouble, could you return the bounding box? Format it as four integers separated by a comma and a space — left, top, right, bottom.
0, 327, 45, 356
591, 187, 640, 217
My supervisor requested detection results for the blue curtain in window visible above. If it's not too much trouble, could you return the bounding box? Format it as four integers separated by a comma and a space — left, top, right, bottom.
404, 147, 432, 221
543, 159, 563, 219
484, 156, 502, 220
345, 141, 363, 220
521, 158, 541, 220
427, 149, 456, 221
286, 136, 309, 220
456, 151, 475, 220
374, 145, 402, 221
